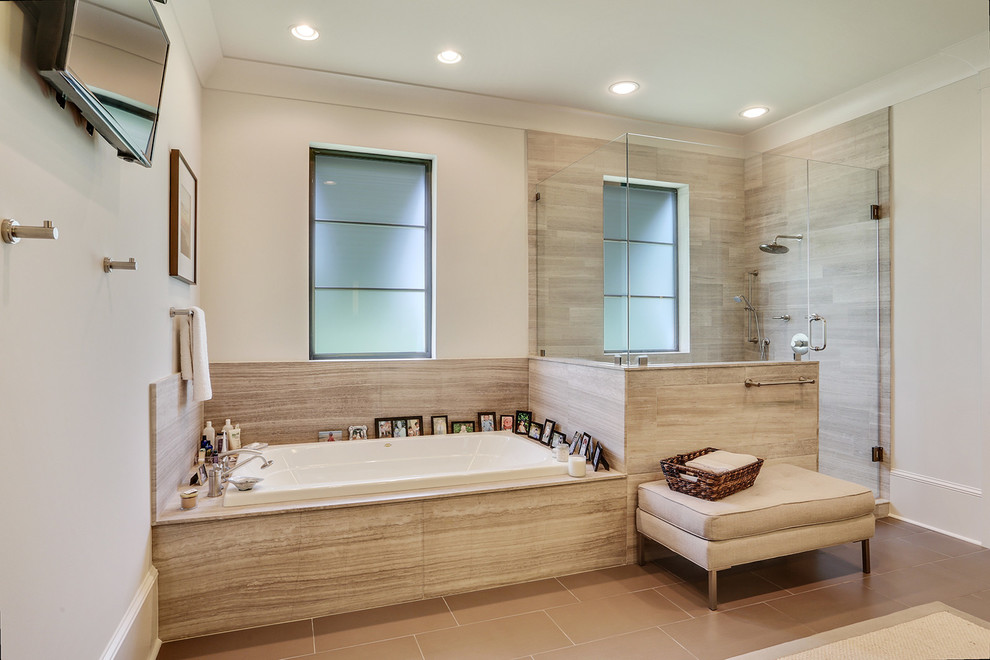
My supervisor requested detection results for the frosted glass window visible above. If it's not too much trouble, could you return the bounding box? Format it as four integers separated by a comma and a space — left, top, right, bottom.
311, 149, 432, 358
603, 297, 628, 353
314, 155, 427, 226
313, 290, 426, 355
313, 223, 425, 289
602, 181, 680, 353
629, 298, 677, 351
629, 243, 675, 297
603, 240, 627, 296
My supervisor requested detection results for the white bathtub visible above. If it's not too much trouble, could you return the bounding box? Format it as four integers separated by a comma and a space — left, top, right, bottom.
223, 431, 569, 507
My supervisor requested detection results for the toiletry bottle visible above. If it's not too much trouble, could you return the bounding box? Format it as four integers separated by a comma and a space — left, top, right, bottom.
216, 430, 226, 455
554, 441, 569, 462
229, 423, 241, 450
203, 421, 216, 449
222, 419, 234, 447
198, 435, 206, 465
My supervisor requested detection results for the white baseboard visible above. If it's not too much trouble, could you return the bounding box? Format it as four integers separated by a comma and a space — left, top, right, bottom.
890, 468, 984, 545
100, 567, 159, 660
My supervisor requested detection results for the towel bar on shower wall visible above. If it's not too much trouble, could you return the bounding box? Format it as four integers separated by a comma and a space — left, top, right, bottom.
744, 377, 815, 387
169, 307, 194, 317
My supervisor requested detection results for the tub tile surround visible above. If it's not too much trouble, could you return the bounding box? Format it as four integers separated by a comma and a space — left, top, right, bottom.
151, 374, 203, 519
205, 358, 530, 446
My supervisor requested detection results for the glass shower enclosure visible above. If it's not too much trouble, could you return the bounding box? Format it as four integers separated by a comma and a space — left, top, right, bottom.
535, 133, 886, 497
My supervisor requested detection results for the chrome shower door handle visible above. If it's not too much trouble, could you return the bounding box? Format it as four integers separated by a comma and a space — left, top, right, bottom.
809, 314, 827, 351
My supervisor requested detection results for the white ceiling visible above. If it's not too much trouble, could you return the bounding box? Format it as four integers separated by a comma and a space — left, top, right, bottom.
178, 0, 989, 135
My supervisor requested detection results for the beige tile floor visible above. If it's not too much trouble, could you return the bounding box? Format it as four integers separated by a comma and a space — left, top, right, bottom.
158, 518, 990, 660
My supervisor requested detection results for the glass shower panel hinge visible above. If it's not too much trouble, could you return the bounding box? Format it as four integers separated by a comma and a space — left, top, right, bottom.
871, 446, 884, 462
870, 204, 881, 220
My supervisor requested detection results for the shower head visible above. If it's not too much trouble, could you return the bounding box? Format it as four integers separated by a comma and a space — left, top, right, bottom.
733, 294, 755, 311
760, 234, 803, 254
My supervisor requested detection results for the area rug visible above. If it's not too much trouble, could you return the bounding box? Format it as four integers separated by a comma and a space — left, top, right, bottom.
732, 602, 990, 659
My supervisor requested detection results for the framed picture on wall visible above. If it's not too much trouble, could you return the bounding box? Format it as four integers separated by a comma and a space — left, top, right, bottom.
375, 418, 393, 438
431, 415, 449, 435
540, 419, 556, 446
477, 412, 496, 433
500, 414, 515, 432
169, 149, 198, 284
515, 411, 532, 435
451, 421, 475, 434
406, 417, 423, 436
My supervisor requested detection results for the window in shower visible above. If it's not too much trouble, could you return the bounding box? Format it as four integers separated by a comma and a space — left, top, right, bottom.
310, 148, 433, 359
603, 179, 687, 353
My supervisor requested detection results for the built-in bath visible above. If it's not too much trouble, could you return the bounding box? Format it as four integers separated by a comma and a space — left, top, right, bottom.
224, 431, 570, 506
150, 358, 818, 641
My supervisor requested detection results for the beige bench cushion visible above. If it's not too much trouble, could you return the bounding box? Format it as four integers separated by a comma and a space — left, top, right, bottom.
638, 463, 875, 541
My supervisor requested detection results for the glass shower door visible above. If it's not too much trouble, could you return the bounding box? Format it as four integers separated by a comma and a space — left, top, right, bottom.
806, 160, 882, 496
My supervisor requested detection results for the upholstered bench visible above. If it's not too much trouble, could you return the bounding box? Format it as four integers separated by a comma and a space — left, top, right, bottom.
636, 463, 875, 610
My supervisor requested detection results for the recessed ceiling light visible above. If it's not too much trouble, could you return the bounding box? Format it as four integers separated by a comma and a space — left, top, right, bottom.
740, 106, 769, 119
437, 50, 462, 64
290, 24, 319, 41
609, 81, 639, 95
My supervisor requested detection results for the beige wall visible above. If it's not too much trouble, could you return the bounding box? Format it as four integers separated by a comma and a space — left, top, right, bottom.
200, 90, 530, 361
0, 2, 201, 658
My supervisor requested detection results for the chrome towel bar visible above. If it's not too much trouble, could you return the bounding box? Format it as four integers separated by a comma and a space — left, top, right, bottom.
744, 377, 815, 387
169, 307, 194, 317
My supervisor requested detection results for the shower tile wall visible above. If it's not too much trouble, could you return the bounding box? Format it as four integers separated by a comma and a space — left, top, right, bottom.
527, 132, 749, 363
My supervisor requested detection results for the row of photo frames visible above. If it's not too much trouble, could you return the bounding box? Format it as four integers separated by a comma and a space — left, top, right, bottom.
513, 411, 557, 446
375, 416, 425, 438
373, 412, 508, 438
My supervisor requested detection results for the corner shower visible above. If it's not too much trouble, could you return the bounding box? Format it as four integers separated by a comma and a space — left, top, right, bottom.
534, 131, 887, 499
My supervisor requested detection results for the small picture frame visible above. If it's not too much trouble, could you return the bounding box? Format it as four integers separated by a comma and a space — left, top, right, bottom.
551, 430, 566, 447
579, 432, 592, 459
515, 410, 532, 435
431, 415, 449, 435
570, 431, 583, 455
499, 414, 515, 432
406, 417, 423, 436
392, 419, 408, 437
375, 418, 393, 438
348, 425, 367, 441
592, 441, 610, 472
540, 419, 556, 446
528, 423, 543, 441
318, 430, 343, 442
451, 421, 475, 434
477, 412, 496, 433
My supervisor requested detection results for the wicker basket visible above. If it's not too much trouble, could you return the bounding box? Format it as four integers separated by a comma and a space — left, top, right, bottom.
660, 447, 764, 501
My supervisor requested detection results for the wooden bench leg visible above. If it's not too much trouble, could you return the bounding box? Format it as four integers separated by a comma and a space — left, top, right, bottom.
861, 539, 871, 574
708, 570, 718, 611
636, 533, 645, 566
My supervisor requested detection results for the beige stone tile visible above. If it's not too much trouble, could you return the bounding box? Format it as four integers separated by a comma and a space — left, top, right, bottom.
313, 598, 454, 652
556, 563, 681, 602
764, 580, 905, 633
156, 620, 313, 660
444, 579, 578, 626
661, 602, 815, 660
309, 636, 423, 660
416, 612, 571, 660
531, 626, 693, 660
289, 502, 426, 621
546, 590, 690, 645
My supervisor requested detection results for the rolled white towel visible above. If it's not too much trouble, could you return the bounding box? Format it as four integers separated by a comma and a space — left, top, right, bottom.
684, 450, 758, 474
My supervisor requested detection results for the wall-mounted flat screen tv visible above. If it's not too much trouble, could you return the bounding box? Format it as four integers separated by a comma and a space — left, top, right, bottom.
17, 0, 169, 167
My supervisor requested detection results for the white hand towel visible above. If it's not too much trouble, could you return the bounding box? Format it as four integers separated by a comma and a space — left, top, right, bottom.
685, 450, 758, 474
178, 306, 212, 402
